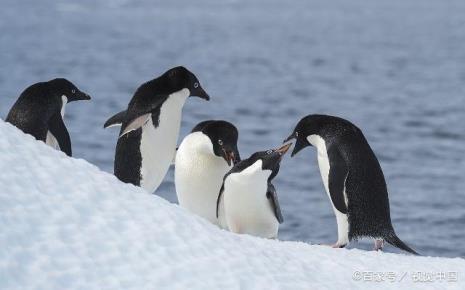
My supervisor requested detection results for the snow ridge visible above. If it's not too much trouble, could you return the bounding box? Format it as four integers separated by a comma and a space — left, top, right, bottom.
0, 120, 463, 290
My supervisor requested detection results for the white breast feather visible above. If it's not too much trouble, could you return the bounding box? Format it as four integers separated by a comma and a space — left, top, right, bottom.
175, 132, 232, 228
139, 89, 189, 193
307, 134, 349, 245
222, 160, 279, 238
46, 96, 68, 150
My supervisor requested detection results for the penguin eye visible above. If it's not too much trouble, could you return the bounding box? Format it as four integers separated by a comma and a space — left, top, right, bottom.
193, 82, 199, 89
295, 131, 299, 137
218, 139, 223, 146
71, 89, 76, 94
266, 150, 273, 154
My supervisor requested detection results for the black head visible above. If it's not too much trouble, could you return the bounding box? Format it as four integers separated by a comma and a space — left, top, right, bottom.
239, 143, 292, 180
284, 114, 359, 157
47, 78, 91, 102
162, 66, 210, 100
283, 114, 330, 157
193, 120, 240, 166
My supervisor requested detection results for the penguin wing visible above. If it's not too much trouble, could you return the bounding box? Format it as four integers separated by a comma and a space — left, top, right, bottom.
48, 112, 72, 157
216, 159, 258, 218
216, 182, 225, 218
266, 183, 284, 224
328, 146, 348, 214
104, 110, 126, 128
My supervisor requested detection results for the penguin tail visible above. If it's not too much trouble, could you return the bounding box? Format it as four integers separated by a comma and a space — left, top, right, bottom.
384, 233, 419, 255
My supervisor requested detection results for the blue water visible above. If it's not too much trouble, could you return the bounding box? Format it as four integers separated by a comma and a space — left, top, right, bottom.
1, 0, 464, 258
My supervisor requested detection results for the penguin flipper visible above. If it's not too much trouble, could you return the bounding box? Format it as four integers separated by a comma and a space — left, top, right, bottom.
104, 110, 127, 128
328, 146, 348, 214
266, 183, 284, 224
216, 182, 225, 218
48, 113, 72, 157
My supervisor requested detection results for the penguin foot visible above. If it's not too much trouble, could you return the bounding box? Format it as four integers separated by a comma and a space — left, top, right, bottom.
331, 243, 346, 248
373, 239, 384, 251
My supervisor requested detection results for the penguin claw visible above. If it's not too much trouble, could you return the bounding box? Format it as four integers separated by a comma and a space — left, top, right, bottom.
373, 239, 384, 251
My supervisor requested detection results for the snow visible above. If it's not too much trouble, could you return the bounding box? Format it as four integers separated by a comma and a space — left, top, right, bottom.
0, 119, 463, 290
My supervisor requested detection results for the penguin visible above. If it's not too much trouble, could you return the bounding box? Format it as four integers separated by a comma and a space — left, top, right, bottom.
104, 66, 210, 193
216, 143, 291, 239
5, 78, 91, 156
175, 120, 240, 228
284, 114, 418, 255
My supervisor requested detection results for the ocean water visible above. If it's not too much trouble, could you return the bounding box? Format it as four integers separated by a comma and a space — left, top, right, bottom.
0, 0, 464, 258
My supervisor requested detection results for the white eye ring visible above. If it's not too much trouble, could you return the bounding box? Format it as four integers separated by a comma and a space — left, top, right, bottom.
72, 89, 76, 94
295, 131, 299, 137
194, 82, 199, 89
218, 139, 223, 146
266, 150, 273, 154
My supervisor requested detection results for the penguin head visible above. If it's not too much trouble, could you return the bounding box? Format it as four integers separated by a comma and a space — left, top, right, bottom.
241, 143, 292, 179
163, 66, 210, 100
284, 114, 325, 157
47, 78, 91, 102
193, 120, 240, 166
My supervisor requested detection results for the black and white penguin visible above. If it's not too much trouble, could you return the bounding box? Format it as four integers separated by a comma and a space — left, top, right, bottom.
6, 78, 91, 156
216, 143, 291, 238
175, 120, 240, 228
284, 114, 418, 254
104, 66, 210, 193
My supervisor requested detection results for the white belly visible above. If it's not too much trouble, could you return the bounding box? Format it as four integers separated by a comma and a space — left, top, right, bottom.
308, 134, 349, 245
223, 164, 278, 238
46, 131, 60, 149
139, 90, 188, 193
175, 137, 231, 227
45, 96, 67, 151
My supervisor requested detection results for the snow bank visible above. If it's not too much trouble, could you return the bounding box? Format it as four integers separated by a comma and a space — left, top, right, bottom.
0, 120, 463, 290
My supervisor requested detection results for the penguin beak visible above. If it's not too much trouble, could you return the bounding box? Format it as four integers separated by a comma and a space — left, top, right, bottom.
275, 143, 292, 156
78, 92, 91, 100
191, 85, 210, 101
71, 91, 91, 101
221, 149, 236, 166
283, 132, 296, 144
290, 137, 309, 157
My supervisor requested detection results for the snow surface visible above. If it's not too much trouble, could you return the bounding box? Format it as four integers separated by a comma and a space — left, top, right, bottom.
0, 119, 463, 290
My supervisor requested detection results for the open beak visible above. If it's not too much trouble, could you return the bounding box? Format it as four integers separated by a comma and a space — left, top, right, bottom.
283, 133, 295, 144
222, 149, 236, 166
275, 143, 292, 156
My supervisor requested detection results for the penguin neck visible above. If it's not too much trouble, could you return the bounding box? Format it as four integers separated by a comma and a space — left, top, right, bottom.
236, 160, 272, 182
180, 132, 218, 158
307, 134, 326, 155
60, 95, 68, 117
166, 88, 190, 109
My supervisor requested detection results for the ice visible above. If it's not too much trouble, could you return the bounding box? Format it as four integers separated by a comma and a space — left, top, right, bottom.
0, 119, 463, 290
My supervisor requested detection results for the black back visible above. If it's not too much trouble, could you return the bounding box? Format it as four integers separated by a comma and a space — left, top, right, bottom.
120, 66, 204, 131
114, 129, 143, 186
6, 81, 62, 141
